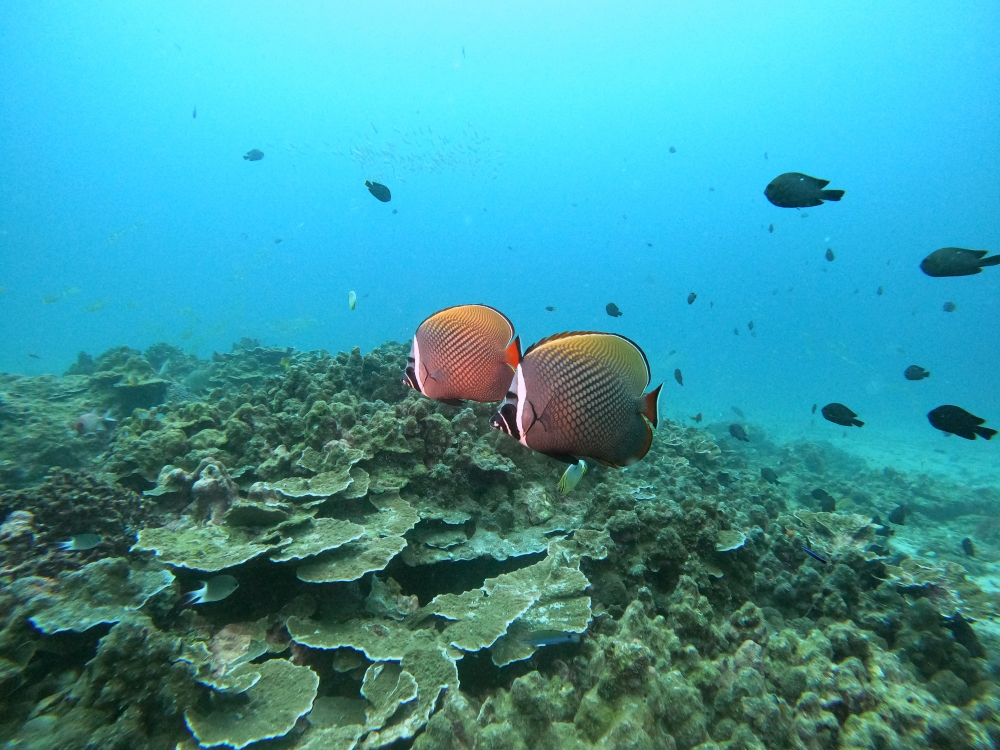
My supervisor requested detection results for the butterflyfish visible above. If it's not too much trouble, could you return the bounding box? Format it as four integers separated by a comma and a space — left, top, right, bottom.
403, 304, 521, 405
491, 331, 661, 467
557, 459, 587, 494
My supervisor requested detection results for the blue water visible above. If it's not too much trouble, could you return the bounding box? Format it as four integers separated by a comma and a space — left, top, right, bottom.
2, 2, 998, 475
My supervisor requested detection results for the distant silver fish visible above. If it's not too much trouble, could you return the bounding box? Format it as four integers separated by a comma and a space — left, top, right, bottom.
520, 630, 582, 647
58, 533, 102, 551
182, 575, 239, 605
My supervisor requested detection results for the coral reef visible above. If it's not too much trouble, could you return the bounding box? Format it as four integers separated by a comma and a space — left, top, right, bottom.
0, 339, 998, 749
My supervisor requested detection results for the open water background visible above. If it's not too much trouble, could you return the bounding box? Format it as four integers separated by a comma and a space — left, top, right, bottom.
1, 2, 998, 480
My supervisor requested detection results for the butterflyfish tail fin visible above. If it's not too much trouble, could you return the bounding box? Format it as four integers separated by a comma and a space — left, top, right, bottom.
643, 384, 662, 428
505, 336, 521, 369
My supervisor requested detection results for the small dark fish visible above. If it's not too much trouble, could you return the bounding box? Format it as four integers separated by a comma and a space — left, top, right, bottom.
392, 209, 398, 214
674, 368, 683, 386
731, 406, 745, 418
274, 238, 282, 244
709, 187, 715, 192
927, 405, 996, 440
545, 306, 556, 312
461, 45, 465, 58
192, 105, 197, 119
606, 302, 623, 317
942, 301, 956, 312
728, 423, 749, 442
811, 403, 817, 414
687, 292, 697, 305
825, 248, 835, 261
877, 286, 883, 296
733, 327, 739, 335
668, 349, 676, 355
960, 537, 975, 557
28, 353, 41, 359
764, 151, 769, 160
764, 172, 845, 208
802, 547, 828, 564
946, 613, 984, 658
647, 242, 653, 247
768, 223, 774, 233
812, 488, 835, 512
669, 146, 676, 154
243, 149, 264, 161
365, 180, 391, 202
747, 320, 754, 331
761, 467, 779, 484
904, 365, 930, 381
690, 413, 702, 423
920, 247, 1000, 278
821, 403, 864, 428
887, 505, 907, 525
717, 471, 732, 485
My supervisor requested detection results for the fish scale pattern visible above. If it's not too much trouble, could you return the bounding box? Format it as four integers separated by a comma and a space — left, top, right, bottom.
419, 305, 514, 402
522, 333, 652, 466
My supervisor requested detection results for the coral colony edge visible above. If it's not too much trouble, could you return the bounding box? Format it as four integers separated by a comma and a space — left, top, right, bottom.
0, 337, 998, 750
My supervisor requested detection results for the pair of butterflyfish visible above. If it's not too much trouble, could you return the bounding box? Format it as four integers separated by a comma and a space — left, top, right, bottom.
403, 304, 662, 474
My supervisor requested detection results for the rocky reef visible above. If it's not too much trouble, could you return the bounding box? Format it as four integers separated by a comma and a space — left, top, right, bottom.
0, 339, 997, 749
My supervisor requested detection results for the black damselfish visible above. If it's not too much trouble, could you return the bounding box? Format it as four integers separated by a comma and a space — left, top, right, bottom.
765, 172, 845, 208
821, 403, 864, 427
365, 180, 391, 202
927, 405, 996, 440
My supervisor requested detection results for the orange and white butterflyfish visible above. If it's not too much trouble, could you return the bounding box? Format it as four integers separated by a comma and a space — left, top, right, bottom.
402, 304, 521, 405
490, 331, 662, 467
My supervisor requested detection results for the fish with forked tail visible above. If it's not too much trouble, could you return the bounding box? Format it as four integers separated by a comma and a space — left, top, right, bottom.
927, 405, 996, 441
365, 180, 391, 202
764, 172, 845, 208
920, 247, 1000, 277
821, 403, 864, 428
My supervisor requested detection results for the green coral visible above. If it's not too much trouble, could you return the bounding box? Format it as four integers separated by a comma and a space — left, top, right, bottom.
132, 524, 277, 572
184, 658, 319, 749
27, 558, 174, 634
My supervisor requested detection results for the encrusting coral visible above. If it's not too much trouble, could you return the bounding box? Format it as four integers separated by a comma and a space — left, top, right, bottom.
0, 339, 997, 750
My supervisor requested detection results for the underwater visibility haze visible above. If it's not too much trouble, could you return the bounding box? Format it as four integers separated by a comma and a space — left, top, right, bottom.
1, 3, 999, 749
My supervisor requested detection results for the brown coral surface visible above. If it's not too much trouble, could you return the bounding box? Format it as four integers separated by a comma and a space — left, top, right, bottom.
0, 340, 997, 750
